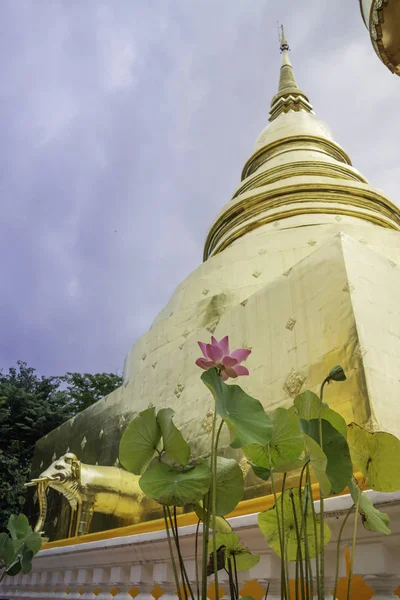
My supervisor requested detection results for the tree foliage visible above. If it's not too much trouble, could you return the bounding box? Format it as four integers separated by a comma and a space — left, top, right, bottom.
61, 371, 123, 413
0, 361, 122, 530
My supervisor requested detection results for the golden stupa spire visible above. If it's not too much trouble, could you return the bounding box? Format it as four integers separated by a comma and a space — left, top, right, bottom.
278, 25, 297, 90
203, 24, 400, 260
269, 25, 313, 121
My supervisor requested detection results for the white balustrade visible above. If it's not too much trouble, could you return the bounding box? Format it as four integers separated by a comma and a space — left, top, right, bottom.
0, 493, 399, 599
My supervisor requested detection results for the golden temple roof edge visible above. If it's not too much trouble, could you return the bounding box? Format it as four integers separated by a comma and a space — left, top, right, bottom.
203, 179, 400, 260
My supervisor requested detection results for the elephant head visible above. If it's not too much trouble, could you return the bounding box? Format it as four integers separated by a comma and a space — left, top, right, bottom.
26, 453, 82, 533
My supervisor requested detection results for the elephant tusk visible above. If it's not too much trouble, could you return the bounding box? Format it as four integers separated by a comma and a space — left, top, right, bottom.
25, 477, 50, 487
33, 479, 49, 534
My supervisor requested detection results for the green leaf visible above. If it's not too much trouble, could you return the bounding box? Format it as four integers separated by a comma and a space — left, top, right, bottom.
304, 435, 331, 497
293, 391, 321, 420
0, 533, 15, 565
211, 457, 244, 516
267, 408, 304, 467
139, 461, 211, 506
251, 464, 271, 481
347, 423, 400, 492
20, 549, 33, 574
24, 532, 42, 556
258, 489, 331, 561
6, 559, 22, 576
193, 504, 233, 533
7, 514, 30, 540
201, 369, 272, 449
301, 419, 352, 494
208, 532, 260, 571
119, 407, 162, 475
348, 479, 390, 535
273, 458, 306, 473
243, 408, 304, 471
294, 391, 347, 439
157, 408, 190, 466
231, 549, 260, 571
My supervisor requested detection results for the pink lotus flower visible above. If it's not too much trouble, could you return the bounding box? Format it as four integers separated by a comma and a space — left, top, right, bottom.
195, 336, 251, 381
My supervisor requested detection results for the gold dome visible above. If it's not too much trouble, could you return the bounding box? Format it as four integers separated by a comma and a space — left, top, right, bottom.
254, 110, 335, 152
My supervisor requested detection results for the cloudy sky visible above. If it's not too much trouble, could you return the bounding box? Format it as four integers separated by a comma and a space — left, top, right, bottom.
0, 0, 399, 378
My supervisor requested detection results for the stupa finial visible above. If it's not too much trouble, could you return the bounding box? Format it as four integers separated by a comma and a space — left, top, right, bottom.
280, 24, 290, 53
269, 25, 314, 121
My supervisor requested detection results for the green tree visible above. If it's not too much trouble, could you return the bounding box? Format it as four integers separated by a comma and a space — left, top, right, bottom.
61, 371, 123, 413
0, 362, 122, 530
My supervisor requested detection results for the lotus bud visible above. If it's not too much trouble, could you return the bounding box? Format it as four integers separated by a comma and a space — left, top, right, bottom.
328, 365, 346, 382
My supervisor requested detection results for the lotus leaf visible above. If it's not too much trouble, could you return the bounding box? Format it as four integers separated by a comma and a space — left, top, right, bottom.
347, 423, 400, 492
201, 369, 272, 448
119, 407, 161, 475
139, 461, 211, 506
258, 489, 331, 560
157, 408, 190, 466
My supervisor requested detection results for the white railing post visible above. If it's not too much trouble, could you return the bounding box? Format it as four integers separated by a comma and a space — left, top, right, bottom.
131, 564, 154, 600
109, 566, 133, 600
92, 567, 113, 599
364, 575, 400, 599
153, 562, 179, 600
76, 568, 96, 600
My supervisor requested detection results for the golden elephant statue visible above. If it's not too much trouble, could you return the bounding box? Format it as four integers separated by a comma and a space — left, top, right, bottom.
26, 453, 151, 537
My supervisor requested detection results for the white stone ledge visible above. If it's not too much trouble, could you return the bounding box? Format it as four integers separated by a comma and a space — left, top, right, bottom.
1, 492, 400, 599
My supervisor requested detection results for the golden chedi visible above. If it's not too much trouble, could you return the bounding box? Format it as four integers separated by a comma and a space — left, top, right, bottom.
360, 0, 400, 75
28, 28, 400, 541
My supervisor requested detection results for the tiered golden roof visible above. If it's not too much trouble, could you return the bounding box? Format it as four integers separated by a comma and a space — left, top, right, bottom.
204, 28, 400, 259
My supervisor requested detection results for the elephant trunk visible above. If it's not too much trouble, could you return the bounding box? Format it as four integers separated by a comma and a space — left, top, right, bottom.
32, 479, 49, 534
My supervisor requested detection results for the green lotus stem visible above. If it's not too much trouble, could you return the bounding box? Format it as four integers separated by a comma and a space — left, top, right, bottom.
304, 530, 312, 600
168, 507, 188, 600
265, 582, 270, 599
195, 519, 201, 600
210, 407, 219, 599
268, 447, 286, 600
303, 482, 313, 600
319, 494, 325, 597
168, 506, 195, 600
299, 453, 311, 600
201, 491, 211, 600
174, 507, 196, 600
228, 558, 236, 600
318, 377, 329, 598
332, 505, 353, 600
298, 463, 312, 600
285, 543, 290, 600
215, 419, 224, 449
346, 481, 362, 600
299, 459, 310, 493
290, 489, 305, 600
307, 465, 320, 599
163, 506, 182, 600
233, 554, 239, 600
281, 472, 288, 597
